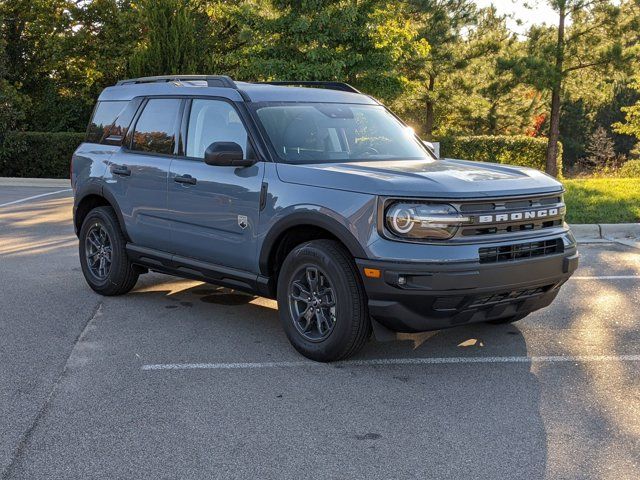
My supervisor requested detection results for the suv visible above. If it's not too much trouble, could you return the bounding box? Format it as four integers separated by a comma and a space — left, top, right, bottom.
72, 75, 578, 362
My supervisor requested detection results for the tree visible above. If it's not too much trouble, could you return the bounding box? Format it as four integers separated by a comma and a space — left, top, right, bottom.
240, 1, 430, 102
128, 0, 206, 77
432, 6, 546, 137
582, 125, 617, 170
614, 76, 640, 156
402, 0, 477, 139
515, 1, 630, 176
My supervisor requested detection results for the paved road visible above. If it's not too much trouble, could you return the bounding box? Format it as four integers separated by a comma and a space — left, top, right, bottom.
1, 186, 639, 480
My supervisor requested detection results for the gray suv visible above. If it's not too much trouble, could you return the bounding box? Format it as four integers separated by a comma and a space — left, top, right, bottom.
72, 75, 578, 362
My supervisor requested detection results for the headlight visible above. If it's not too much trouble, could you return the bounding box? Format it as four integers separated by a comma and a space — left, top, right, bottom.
385, 202, 470, 240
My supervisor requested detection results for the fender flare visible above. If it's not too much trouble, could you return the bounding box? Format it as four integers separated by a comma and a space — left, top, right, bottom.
74, 181, 130, 241
258, 209, 367, 275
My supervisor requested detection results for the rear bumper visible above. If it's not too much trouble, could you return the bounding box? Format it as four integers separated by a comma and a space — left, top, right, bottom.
356, 247, 579, 332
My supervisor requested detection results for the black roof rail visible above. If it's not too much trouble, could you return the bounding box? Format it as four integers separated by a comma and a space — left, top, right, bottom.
262, 81, 361, 94
116, 75, 237, 89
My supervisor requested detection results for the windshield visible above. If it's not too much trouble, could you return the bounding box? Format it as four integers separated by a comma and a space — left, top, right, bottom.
252, 103, 433, 164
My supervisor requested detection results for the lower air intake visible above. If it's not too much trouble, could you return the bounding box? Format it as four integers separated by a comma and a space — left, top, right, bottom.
479, 239, 563, 264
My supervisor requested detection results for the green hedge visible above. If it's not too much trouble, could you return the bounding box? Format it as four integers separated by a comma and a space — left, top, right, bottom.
0, 131, 85, 178
618, 159, 640, 177
438, 135, 562, 173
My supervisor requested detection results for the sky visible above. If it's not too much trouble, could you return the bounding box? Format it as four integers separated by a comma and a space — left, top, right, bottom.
474, 1, 560, 33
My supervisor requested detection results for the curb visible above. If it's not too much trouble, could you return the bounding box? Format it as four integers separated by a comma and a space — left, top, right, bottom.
570, 223, 640, 249
0, 177, 71, 188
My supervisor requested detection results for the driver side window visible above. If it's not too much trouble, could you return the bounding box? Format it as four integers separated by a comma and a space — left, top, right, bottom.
186, 99, 249, 159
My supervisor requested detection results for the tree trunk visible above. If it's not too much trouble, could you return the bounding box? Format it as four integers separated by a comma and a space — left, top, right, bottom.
545, 3, 566, 178
424, 74, 435, 140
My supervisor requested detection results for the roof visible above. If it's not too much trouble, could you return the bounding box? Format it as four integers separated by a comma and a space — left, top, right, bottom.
98, 77, 379, 105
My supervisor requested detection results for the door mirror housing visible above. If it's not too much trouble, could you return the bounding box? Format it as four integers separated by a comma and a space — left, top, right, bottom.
204, 142, 255, 167
422, 140, 440, 159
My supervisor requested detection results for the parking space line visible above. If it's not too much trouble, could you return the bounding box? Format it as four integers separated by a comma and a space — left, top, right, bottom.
142, 354, 640, 371
0, 189, 72, 208
571, 275, 639, 280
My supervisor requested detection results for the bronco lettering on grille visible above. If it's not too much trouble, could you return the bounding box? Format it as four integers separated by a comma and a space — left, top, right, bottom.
478, 208, 559, 223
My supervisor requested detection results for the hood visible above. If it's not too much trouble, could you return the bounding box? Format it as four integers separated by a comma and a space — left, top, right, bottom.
276, 158, 563, 199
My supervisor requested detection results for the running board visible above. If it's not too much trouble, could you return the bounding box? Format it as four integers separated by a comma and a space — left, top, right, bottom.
126, 244, 273, 298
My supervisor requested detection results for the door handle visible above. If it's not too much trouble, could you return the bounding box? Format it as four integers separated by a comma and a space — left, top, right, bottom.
174, 174, 197, 185
111, 164, 131, 176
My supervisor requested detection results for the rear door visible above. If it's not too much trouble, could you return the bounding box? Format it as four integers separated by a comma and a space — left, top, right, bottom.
107, 97, 183, 252
167, 98, 265, 271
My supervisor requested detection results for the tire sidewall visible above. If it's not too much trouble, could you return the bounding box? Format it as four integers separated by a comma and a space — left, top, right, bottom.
277, 242, 363, 361
79, 208, 125, 291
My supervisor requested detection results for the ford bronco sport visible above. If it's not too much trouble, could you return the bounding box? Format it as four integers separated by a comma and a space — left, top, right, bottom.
72, 75, 579, 362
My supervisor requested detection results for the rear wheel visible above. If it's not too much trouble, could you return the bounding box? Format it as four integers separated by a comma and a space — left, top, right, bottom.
277, 239, 371, 362
79, 206, 139, 296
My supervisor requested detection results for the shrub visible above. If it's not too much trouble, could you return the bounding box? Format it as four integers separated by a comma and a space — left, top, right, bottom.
438, 135, 562, 173
618, 159, 640, 177
0, 131, 85, 178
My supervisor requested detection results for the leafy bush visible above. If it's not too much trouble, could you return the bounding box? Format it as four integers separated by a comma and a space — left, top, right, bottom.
618, 159, 640, 177
0, 131, 84, 178
438, 135, 562, 173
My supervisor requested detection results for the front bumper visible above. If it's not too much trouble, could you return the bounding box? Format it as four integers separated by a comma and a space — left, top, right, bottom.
356, 247, 579, 332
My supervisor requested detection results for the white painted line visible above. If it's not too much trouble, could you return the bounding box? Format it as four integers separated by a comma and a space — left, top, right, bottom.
142, 354, 640, 371
571, 275, 639, 280
0, 189, 72, 208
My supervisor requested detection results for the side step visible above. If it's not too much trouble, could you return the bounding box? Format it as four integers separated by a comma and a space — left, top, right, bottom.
126, 244, 273, 298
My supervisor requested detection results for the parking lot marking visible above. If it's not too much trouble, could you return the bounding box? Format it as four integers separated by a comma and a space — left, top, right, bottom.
141, 354, 640, 371
571, 275, 639, 280
0, 188, 72, 208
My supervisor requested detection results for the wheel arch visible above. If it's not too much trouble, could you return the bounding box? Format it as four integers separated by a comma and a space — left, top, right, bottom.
74, 184, 129, 241
259, 210, 367, 281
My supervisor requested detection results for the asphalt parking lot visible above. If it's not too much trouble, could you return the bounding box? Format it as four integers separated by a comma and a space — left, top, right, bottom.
1, 185, 639, 480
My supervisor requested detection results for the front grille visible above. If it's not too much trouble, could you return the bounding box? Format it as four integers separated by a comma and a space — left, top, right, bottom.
479, 239, 563, 264
459, 195, 562, 213
452, 193, 566, 239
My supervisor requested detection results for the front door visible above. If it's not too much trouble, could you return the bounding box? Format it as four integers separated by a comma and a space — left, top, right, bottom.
167, 98, 264, 272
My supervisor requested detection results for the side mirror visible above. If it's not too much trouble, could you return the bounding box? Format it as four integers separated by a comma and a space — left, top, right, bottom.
204, 142, 255, 167
422, 140, 440, 159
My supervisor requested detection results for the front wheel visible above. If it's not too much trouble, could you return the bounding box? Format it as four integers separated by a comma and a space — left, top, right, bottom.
79, 206, 139, 296
277, 240, 371, 362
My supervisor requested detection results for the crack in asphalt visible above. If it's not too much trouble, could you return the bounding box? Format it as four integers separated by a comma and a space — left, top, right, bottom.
1, 301, 103, 480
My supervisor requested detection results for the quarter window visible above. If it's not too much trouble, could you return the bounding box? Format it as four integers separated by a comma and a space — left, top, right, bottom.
131, 98, 182, 155
86, 101, 127, 144
186, 99, 249, 159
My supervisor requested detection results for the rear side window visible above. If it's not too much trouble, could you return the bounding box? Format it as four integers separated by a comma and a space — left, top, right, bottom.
107, 98, 143, 142
86, 101, 127, 143
130, 99, 182, 155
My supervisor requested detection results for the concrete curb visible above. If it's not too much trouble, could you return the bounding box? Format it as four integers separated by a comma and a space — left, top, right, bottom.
570, 223, 640, 249
0, 177, 71, 188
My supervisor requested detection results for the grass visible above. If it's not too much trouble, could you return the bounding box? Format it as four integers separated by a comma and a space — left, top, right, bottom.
563, 177, 640, 224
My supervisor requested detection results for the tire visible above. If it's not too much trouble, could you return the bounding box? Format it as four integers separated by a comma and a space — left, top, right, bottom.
79, 206, 139, 296
487, 313, 529, 325
276, 239, 371, 362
